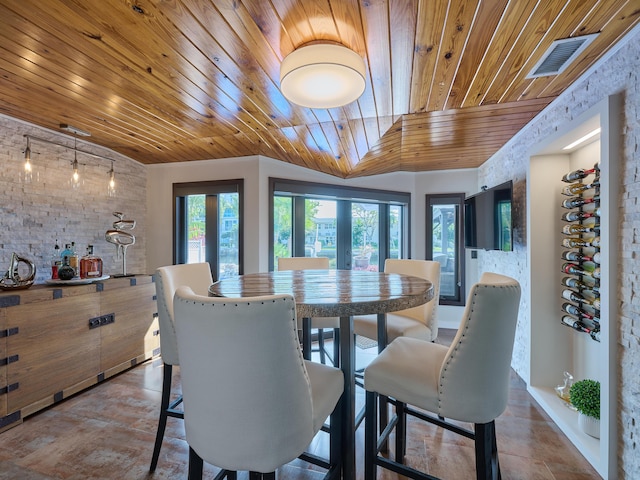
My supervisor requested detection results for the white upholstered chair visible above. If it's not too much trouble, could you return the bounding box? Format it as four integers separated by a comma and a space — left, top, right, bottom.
353, 259, 441, 346
149, 262, 213, 472
173, 287, 344, 480
277, 256, 340, 365
364, 272, 521, 480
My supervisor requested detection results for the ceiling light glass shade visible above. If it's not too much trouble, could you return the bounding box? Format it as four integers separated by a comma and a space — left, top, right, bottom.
107, 161, 116, 197
23, 138, 33, 183
280, 44, 366, 109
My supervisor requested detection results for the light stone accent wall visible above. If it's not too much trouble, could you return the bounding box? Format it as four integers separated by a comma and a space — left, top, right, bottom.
477, 27, 640, 478
0, 116, 147, 283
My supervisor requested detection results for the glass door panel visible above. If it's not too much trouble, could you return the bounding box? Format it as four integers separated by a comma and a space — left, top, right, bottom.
186, 195, 206, 263
426, 193, 464, 305
183, 192, 239, 280
273, 196, 293, 265
389, 205, 402, 259
218, 193, 239, 279
431, 203, 457, 297
352, 203, 380, 271
305, 199, 337, 268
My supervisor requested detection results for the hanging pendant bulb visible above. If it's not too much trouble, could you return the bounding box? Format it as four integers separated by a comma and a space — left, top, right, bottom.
23, 137, 33, 183
71, 156, 80, 188
107, 161, 116, 197
71, 137, 81, 189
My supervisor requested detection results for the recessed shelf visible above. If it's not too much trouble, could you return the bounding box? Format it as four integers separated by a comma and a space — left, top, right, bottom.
527, 95, 620, 479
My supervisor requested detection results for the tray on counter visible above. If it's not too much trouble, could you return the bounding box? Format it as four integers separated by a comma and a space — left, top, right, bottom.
45, 275, 110, 285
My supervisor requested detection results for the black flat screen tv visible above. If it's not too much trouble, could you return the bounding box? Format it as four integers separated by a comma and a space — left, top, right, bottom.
464, 180, 513, 251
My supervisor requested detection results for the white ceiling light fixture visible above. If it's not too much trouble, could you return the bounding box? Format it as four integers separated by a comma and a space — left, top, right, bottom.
280, 43, 366, 109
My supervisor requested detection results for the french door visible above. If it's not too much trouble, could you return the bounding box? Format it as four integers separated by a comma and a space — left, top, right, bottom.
425, 193, 464, 305
174, 180, 243, 281
270, 178, 410, 271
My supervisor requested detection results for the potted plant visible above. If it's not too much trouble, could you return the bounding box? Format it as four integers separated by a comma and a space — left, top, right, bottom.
569, 379, 600, 438
353, 244, 373, 269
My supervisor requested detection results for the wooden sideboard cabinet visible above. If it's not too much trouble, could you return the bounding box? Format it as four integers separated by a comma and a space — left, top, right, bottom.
0, 275, 158, 433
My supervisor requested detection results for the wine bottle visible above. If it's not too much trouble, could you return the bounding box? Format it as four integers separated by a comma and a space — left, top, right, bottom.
561, 224, 599, 235
561, 315, 594, 333
561, 196, 598, 209
580, 203, 601, 215
562, 289, 597, 305
592, 251, 601, 264
561, 277, 590, 290
562, 316, 601, 342
562, 237, 596, 248
591, 236, 601, 248
561, 251, 592, 262
562, 167, 597, 183
561, 302, 595, 320
561, 181, 600, 196
561, 211, 596, 222
561, 262, 596, 276
561, 277, 600, 295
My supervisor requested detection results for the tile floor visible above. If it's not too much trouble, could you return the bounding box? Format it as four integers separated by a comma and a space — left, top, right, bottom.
0, 330, 600, 479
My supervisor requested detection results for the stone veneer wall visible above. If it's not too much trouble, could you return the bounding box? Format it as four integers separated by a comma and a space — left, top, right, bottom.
0, 116, 147, 283
477, 27, 640, 478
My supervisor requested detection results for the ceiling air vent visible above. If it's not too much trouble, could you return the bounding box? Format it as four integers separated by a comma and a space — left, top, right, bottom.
526, 33, 599, 78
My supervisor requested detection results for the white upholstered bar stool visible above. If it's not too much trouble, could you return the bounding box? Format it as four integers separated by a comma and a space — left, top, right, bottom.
277, 256, 340, 365
354, 259, 441, 349
364, 272, 521, 480
173, 287, 344, 480
149, 262, 214, 472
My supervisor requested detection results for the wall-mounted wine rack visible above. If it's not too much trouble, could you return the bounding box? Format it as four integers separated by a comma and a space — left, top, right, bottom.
559, 164, 601, 342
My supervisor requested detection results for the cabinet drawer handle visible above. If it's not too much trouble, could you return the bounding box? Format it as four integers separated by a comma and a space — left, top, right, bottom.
0, 382, 19, 395
0, 355, 19, 366
0, 327, 19, 338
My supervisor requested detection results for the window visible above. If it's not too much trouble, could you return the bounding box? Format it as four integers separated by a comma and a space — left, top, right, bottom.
426, 193, 465, 305
174, 180, 243, 281
270, 178, 410, 271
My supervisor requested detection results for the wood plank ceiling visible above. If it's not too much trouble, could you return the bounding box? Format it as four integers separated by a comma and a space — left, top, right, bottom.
0, 0, 638, 178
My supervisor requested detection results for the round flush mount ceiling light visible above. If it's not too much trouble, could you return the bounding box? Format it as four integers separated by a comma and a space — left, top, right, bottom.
280, 44, 366, 109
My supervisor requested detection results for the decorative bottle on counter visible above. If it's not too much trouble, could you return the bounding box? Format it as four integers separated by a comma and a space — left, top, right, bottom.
58, 256, 75, 281
69, 241, 79, 277
51, 241, 60, 279
80, 245, 103, 279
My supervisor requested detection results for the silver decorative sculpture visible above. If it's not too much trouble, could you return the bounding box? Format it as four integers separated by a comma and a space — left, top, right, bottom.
0, 252, 36, 290
105, 211, 136, 277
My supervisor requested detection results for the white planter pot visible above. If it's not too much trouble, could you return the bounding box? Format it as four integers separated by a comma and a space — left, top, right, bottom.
578, 412, 600, 438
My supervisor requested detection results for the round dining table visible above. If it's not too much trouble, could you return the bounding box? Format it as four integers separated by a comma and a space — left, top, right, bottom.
209, 269, 433, 480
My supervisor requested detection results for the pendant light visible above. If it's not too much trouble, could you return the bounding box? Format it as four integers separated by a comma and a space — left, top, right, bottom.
71, 136, 81, 189
107, 161, 116, 197
22, 130, 116, 196
23, 136, 33, 183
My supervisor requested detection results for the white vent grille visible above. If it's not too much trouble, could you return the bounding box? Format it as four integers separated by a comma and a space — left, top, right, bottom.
527, 34, 599, 78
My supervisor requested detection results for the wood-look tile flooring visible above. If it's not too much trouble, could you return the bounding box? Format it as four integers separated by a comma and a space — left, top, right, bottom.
0, 330, 600, 479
